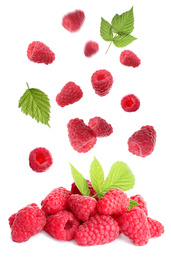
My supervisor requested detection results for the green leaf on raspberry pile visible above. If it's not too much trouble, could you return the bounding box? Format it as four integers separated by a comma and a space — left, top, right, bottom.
113, 34, 137, 48
69, 163, 90, 196
90, 157, 104, 195
100, 18, 113, 41
127, 199, 139, 210
112, 7, 134, 35
18, 83, 51, 127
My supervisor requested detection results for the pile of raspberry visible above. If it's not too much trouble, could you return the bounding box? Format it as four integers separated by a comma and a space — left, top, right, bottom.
9, 182, 164, 246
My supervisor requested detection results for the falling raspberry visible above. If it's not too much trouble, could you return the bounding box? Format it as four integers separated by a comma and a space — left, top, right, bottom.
120, 50, 141, 68
84, 41, 99, 57
91, 69, 113, 96
29, 147, 53, 172
62, 10, 85, 32
121, 94, 140, 112
88, 116, 113, 137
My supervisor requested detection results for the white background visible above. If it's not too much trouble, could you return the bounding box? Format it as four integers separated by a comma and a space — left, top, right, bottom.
1, 0, 171, 259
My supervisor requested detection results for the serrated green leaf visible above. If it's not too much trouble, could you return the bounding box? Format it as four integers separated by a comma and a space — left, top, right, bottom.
113, 34, 137, 47
112, 7, 134, 35
127, 199, 139, 210
102, 161, 135, 192
90, 157, 104, 195
18, 83, 51, 127
100, 17, 113, 41
69, 163, 90, 196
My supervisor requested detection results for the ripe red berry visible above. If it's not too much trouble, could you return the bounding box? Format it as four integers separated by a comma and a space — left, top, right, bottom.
147, 217, 164, 238
121, 94, 140, 112
44, 210, 80, 241
91, 69, 113, 96
120, 50, 141, 68
27, 41, 55, 65
130, 194, 148, 216
8, 203, 46, 243
41, 187, 71, 215
97, 188, 129, 215
29, 147, 53, 172
75, 214, 119, 246
67, 118, 97, 153
68, 194, 97, 222
118, 207, 151, 246
128, 125, 157, 157
56, 81, 83, 107
62, 10, 85, 32
84, 41, 99, 57
88, 116, 113, 137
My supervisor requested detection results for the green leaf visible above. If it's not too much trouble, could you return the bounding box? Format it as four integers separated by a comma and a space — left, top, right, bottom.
112, 7, 134, 35
100, 17, 113, 41
113, 34, 137, 47
90, 157, 104, 194
127, 199, 139, 210
102, 161, 135, 192
18, 83, 51, 127
69, 163, 90, 196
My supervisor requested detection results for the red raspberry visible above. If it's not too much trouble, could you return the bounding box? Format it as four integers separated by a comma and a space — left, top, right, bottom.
128, 125, 157, 157
117, 207, 151, 246
84, 41, 99, 57
62, 10, 85, 32
29, 147, 53, 173
44, 210, 80, 241
97, 188, 129, 215
68, 194, 97, 222
41, 187, 71, 215
56, 81, 83, 107
121, 94, 140, 112
147, 217, 164, 238
91, 69, 113, 96
71, 180, 98, 199
67, 118, 97, 153
120, 50, 141, 68
27, 41, 55, 65
88, 116, 113, 137
8, 203, 46, 243
130, 194, 148, 216
75, 214, 119, 246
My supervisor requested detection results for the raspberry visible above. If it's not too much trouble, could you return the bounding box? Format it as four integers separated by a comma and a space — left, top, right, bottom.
120, 50, 141, 68
56, 81, 83, 107
88, 116, 113, 137
97, 188, 129, 215
71, 180, 98, 199
84, 41, 99, 57
41, 187, 71, 215
118, 207, 151, 246
121, 94, 140, 112
147, 217, 164, 238
8, 203, 46, 243
128, 125, 157, 157
67, 118, 97, 153
67, 194, 97, 222
75, 214, 119, 246
62, 10, 85, 32
91, 69, 113, 96
27, 41, 55, 65
44, 210, 80, 241
130, 194, 148, 216
29, 147, 53, 173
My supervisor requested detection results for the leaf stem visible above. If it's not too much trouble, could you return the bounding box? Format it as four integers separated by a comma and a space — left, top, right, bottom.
105, 41, 112, 54
26, 82, 30, 89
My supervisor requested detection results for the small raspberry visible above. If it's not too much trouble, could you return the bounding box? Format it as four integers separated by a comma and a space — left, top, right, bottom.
147, 217, 164, 238
75, 214, 119, 246
44, 210, 80, 241
84, 41, 99, 57
41, 187, 71, 215
97, 188, 129, 216
88, 116, 113, 137
120, 50, 141, 68
130, 194, 148, 216
62, 10, 85, 32
56, 81, 83, 107
71, 180, 98, 199
91, 69, 113, 96
8, 203, 46, 243
118, 207, 151, 246
121, 94, 140, 112
128, 125, 157, 157
68, 194, 97, 222
29, 147, 53, 173
27, 41, 55, 65
67, 118, 97, 153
